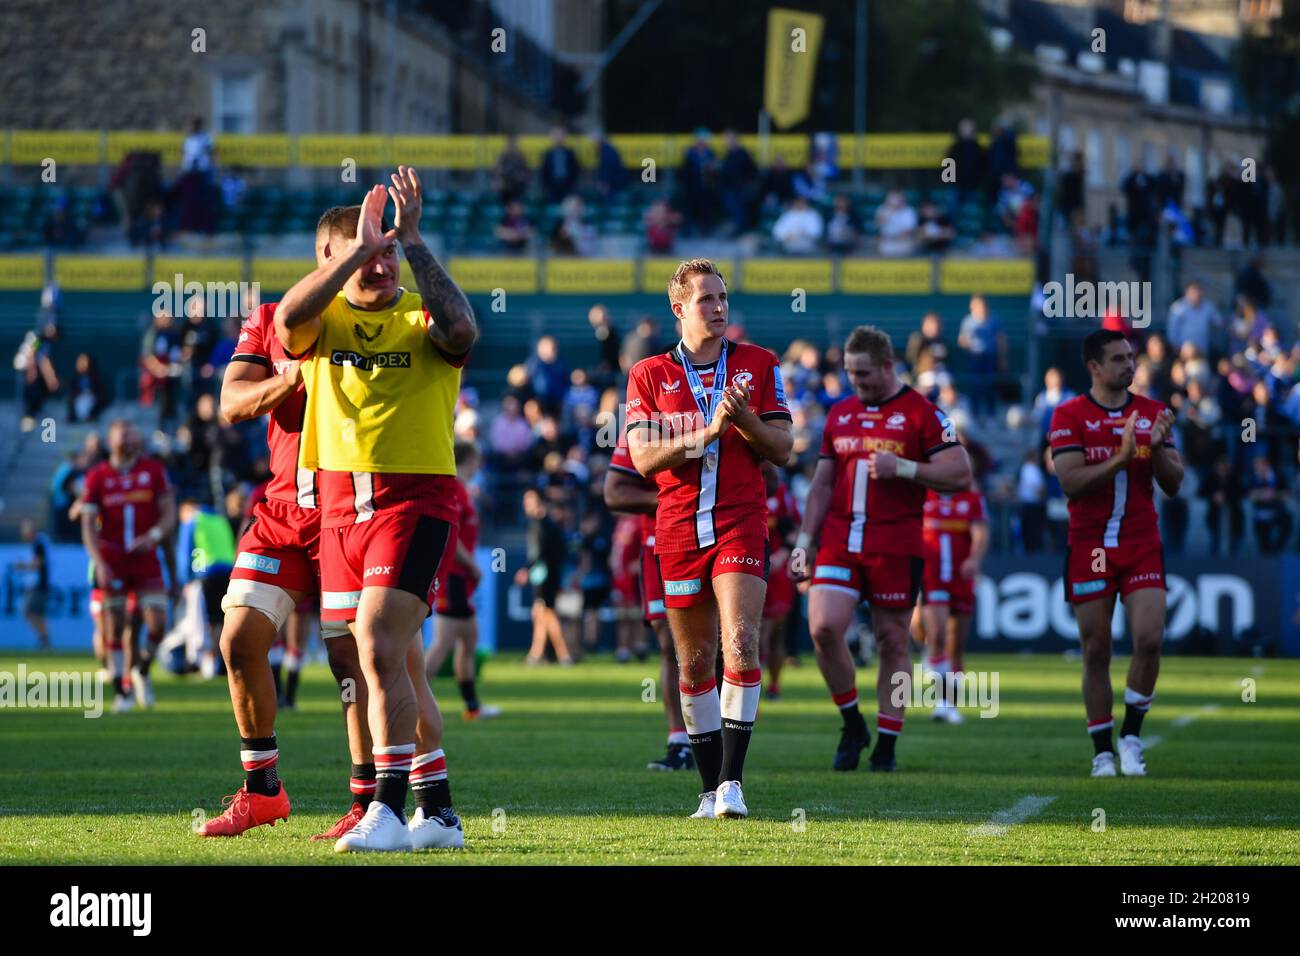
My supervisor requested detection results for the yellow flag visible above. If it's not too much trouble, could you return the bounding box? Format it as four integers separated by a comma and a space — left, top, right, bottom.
764, 8, 825, 130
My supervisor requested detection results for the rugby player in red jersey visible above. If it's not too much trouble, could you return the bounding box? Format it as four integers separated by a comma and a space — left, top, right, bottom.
625, 259, 793, 818
605, 428, 694, 772
80, 419, 176, 713
1048, 329, 1182, 777
277, 173, 477, 852
761, 462, 800, 700
791, 327, 971, 772
913, 485, 989, 723
424, 441, 500, 721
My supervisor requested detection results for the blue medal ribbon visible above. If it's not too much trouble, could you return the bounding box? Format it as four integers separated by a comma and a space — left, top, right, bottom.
676, 339, 727, 468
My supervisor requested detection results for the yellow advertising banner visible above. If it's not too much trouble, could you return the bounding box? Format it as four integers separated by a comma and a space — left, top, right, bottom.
0, 255, 44, 290
106, 132, 183, 165
738, 134, 809, 167
640, 257, 737, 294
392, 136, 483, 170
742, 258, 833, 294
861, 134, 951, 170
545, 259, 635, 294
250, 259, 316, 291
151, 257, 245, 289
499, 134, 596, 169
608, 135, 677, 171
1016, 135, 1050, 169
939, 258, 1034, 294
764, 8, 825, 130
10, 131, 102, 165
840, 259, 933, 294
296, 135, 390, 168
216, 134, 292, 167
447, 257, 539, 294
55, 255, 147, 291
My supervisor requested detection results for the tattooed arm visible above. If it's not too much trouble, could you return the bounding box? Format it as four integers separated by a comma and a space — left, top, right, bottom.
404, 239, 478, 355
387, 164, 479, 357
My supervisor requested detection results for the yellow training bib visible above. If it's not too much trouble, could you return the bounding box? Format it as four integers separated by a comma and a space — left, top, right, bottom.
299, 289, 461, 474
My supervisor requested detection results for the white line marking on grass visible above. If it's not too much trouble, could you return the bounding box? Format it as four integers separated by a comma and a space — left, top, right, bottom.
1143, 735, 1163, 749
969, 795, 1056, 836
1171, 704, 1220, 729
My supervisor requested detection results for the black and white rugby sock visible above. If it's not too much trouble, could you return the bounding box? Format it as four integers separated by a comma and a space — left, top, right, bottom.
374, 744, 415, 820
720, 668, 761, 784
1088, 715, 1115, 755
1120, 687, 1153, 738
240, 734, 280, 796
680, 677, 723, 793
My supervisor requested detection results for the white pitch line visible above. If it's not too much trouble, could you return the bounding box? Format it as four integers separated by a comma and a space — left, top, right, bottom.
969, 795, 1056, 837
1171, 704, 1220, 729
1143, 735, 1163, 749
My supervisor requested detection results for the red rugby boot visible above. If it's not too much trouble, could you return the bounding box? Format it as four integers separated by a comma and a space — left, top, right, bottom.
198, 784, 290, 837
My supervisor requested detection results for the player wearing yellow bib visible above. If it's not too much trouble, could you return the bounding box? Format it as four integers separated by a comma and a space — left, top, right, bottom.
275, 171, 478, 852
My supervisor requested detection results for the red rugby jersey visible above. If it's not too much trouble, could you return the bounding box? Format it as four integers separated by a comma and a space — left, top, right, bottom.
450, 478, 479, 571
1048, 391, 1172, 547
922, 490, 987, 581
230, 302, 316, 509
625, 340, 791, 553
817, 385, 958, 557
83, 456, 171, 550
608, 432, 658, 549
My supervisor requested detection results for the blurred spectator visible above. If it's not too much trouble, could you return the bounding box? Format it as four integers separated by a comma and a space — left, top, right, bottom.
489, 394, 533, 469
518, 489, 574, 665
905, 313, 950, 392
587, 304, 622, 386
1056, 151, 1085, 227
1201, 455, 1245, 556
719, 130, 758, 235
210, 316, 240, 376
174, 118, 218, 235
43, 195, 83, 248
1230, 294, 1271, 354
1167, 281, 1223, 358
987, 120, 1018, 195
824, 194, 861, 254
678, 129, 718, 235
181, 116, 215, 174
527, 336, 570, 410
1142, 335, 1175, 403
1234, 253, 1272, 311
644, 198, 681, 253
875, 190, 918, 257
957, 295, 1007, 421
549, 195, 596, 257
111, 149, 164, 245
945, 118, 987, 214
15, 519, 52, 650
140, 309, 184, 425
495, 200, 534, 253
181, 295, 218, 401
1248, 455, 1289, 554
1154, 153, 1186, 211
620, 316, 662, 373
14, 322, 60, 431
67, 351, 108, 424
938, 382, 975, 436
1263, 164, 1287, 246
1121, 164, 1158, 280
916, 201, 956, 253
772, 196, 823, 254
540, 127, 580, 204
1042, 444, 1070, 550
573, 511, 613, 656
1013, 192, 1040, 254
562, 368, 600, 432
808, 133, 839, 195
1016, 449, 1046, 553
494, 134, 532, 204
1032, 367, 1075, 437
760, 154, 797, 210
782, 341, 823, 403
590, 130, 627, 199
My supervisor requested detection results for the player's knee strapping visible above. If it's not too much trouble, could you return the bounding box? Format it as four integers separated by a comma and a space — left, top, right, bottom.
221, 580, 297, 632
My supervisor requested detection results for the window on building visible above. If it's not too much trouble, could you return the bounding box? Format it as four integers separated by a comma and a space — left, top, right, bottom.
213, 74, 256, 134
1186, 146, 1204, 208
1114, 134, 1131, 177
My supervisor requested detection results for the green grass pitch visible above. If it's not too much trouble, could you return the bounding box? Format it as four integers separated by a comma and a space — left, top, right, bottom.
1, 652, 1297, 865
